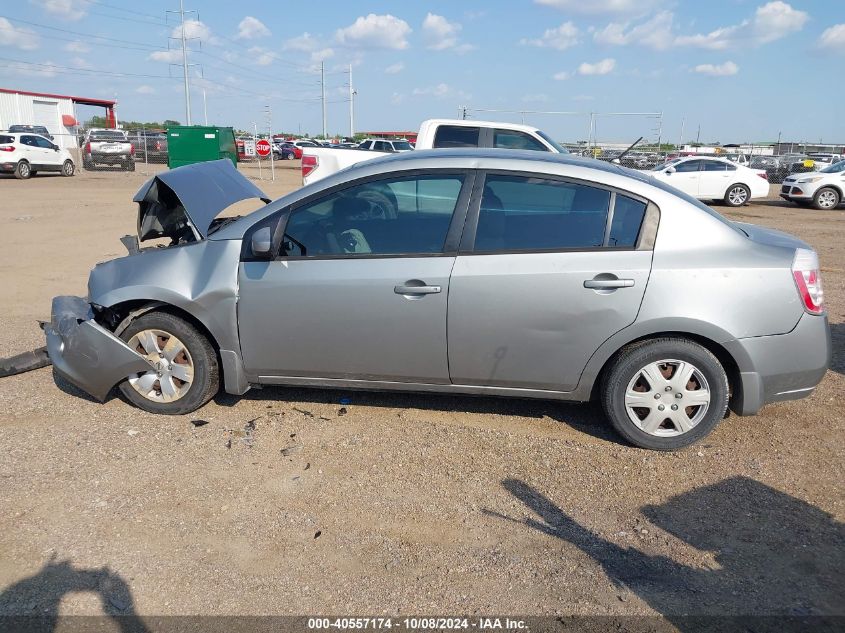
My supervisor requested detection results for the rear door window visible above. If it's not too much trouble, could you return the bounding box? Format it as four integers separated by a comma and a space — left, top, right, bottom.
702, 160, 728, 172
433, 125, 480, 148
493, 129, 549, 152
473, 175, 611, 251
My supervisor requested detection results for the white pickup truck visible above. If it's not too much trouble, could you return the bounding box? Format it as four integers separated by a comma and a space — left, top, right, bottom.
301, 118, 569, 185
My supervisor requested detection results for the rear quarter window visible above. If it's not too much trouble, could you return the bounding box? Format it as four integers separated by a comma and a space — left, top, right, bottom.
433, 125, 480, 148
0, 135, 14, 144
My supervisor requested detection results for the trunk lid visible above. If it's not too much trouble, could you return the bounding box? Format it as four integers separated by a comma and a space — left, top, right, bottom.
733, 222, 811, 250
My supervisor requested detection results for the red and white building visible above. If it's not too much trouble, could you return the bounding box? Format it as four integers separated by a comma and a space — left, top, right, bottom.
0, 88, 117, 149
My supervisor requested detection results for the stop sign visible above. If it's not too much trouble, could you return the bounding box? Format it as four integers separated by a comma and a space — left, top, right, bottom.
255, 139, 271, 157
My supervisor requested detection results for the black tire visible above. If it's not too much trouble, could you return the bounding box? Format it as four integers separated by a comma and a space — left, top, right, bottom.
83, 158, 94, 170
724, 183, 750, 207
601, 338, 729, 450
285, 152, 294, 160
61, 160, 75, 177
812, 187, 840, 210
125, 160, 136, 172
14, 161, 31, 180
117, 311, 219, 415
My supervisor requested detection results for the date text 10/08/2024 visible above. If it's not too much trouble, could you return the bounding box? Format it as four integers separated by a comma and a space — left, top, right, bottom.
308, 617, 528, 630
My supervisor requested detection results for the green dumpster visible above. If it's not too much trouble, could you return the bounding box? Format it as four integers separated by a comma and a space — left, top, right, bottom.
166, 126, 238, 168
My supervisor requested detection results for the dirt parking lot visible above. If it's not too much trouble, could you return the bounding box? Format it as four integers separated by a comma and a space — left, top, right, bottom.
0, 163, 843, 623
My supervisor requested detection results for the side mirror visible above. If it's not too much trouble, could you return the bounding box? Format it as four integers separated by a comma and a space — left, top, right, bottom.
52, 144, 59, 151
665, 166, 675, 174
250, 226, 274, 258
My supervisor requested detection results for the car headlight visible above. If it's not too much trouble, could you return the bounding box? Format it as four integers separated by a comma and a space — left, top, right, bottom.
797, 177, 822, 183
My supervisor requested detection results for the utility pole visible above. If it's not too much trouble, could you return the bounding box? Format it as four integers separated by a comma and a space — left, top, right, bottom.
348, 64, 356, 138
656, 111, 663, 150
320, 61, 327, 140
202, 88, 208, 125
178, 0, 192, 125
696, 123, 701, 145
678, 117, 685, 151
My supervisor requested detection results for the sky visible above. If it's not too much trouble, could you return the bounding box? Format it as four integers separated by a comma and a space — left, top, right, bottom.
0, 0, 843, 144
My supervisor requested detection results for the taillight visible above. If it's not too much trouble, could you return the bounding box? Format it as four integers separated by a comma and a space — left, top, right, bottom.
130, 143, 135, 155
155, 141, 162, 151
0, 145, 15, 152
792, 248, 824, 315
757, 172, 768, 180
301, 154, 318, 179
85, 142, 91, 153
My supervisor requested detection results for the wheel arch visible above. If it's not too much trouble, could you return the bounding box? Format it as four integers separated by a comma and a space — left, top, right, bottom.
579, 321, 751, 412
97, 298, 249, 396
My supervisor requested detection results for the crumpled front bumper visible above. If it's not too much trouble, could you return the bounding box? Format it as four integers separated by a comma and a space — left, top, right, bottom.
44, 296, 153, 401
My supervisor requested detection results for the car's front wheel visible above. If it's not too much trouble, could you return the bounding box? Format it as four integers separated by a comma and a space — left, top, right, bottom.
724, 184, 750, 207
601, 338, 729, 450
813, 187, 840, 210
62, 160, 75, 177
118, 311, 219, 414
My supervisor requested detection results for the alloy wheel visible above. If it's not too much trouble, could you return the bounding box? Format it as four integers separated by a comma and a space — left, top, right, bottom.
817, 190, 838, 209
126, 329, 194, 403
624, 359, 711, 437
728, 186, 748, 205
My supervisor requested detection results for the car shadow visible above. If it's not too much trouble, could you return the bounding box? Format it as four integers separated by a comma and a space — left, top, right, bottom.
214, 385, 621, 444
0, 556, 149, 632
488, 476, 845, 626
829, 321, 845, 376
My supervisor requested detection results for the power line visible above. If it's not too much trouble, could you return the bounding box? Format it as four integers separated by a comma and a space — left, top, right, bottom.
0, 56, 176, 79
1, 15, 168, 50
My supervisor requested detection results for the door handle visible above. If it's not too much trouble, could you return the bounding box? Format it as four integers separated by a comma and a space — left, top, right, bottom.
583, 278, 635, 289
394, 283, 441, 295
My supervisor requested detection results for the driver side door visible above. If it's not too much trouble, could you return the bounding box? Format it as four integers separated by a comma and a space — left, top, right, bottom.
237, 171, 474, 384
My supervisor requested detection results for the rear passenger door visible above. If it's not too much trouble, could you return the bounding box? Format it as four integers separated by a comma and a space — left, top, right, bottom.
447, 172, 655, 392
698, 160, 735, 198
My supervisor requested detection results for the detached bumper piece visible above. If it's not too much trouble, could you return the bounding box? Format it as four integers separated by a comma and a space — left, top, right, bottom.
44, 296, 153, 401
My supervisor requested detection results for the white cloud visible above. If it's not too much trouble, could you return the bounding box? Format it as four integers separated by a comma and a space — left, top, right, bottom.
63, 40, 89, 53
0, 18, 39, 50
236, 16, 271, 40
593, 11, 674, 50
148, 49, 182, 63
284, 32, 320, 52
595, 2, 809, 51
248, 46, 278, 66
413, 83, 451, 97
819, 24, 845, 52
534, 0, 659, 15
390, 92, 405, 105
577, 58, 616, 75
521, 21, 579, 50
171, 19, 215, 44
136, 85, 156, 94
553, 71, 571, 80
28, 0, 89, 21
572, 94, 595, 101
422, 13, 462, 50
693, 61, 739, 76
69, 56, 90, 69
385, 62, 405, 74
752, 1, 808, 43
336, 14, 411, 50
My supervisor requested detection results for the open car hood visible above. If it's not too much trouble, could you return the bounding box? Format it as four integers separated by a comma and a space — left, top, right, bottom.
133, 159, 268, 242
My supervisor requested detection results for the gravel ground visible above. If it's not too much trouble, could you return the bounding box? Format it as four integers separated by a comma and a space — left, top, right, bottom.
0, 164, 842, 620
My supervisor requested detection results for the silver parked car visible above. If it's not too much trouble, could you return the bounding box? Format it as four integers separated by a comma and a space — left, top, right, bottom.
45, 153, 831, 450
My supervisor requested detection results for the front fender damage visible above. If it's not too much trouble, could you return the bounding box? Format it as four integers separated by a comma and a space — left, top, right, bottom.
44, 296, 152, 401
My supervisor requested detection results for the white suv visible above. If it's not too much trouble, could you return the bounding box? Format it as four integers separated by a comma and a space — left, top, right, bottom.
0, 132, 75, 179
780, 159, 845, 209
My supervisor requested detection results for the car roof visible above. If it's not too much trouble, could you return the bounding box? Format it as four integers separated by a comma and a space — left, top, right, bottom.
421, 118, 542, 134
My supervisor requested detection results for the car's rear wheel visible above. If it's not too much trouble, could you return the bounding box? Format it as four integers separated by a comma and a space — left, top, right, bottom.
813, 187, 840, 210
601, 338, 729, 450
118, 312, 219, 414
14, 161, 31, 180
125, 160, 135, 172
724, 184, 750, 207
285, 153, 294, 160
62, 160, 74, 177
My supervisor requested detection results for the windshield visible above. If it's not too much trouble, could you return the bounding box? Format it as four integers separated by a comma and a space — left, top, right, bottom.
535, 130, 569, 154
821, 160, 845, 173
392, 141, 413, 151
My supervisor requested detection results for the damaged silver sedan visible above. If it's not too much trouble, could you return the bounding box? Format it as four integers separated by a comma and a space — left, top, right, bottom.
46, 153, 830, 450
